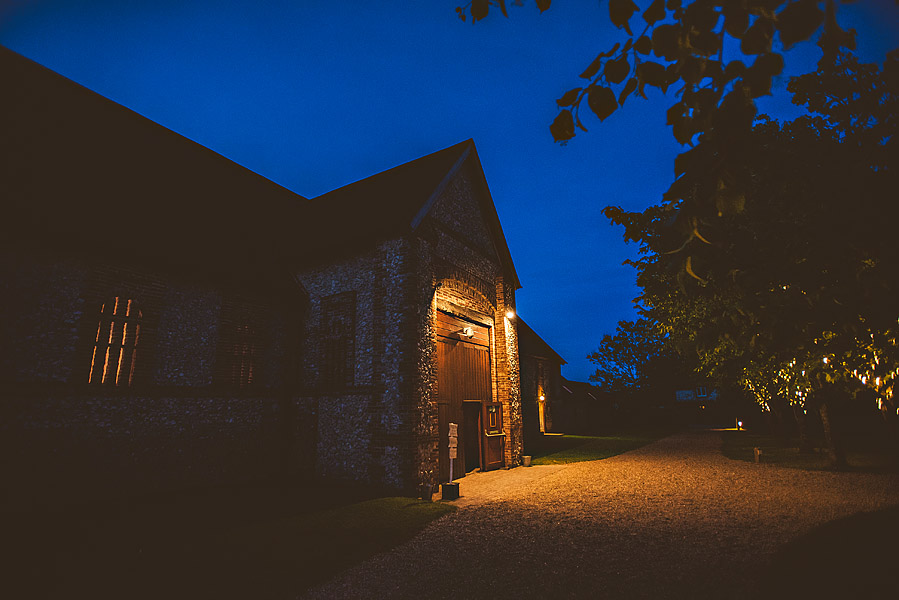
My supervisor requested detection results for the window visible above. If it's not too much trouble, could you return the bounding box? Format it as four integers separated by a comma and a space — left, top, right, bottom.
486, 403, 504, 434
88, 296, 141, 386
229, 323, 256, 387
537, 361, 545, 397
320, 292, 355, 388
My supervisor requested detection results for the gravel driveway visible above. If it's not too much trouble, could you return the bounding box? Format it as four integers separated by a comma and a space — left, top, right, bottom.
303, 431, 899, 599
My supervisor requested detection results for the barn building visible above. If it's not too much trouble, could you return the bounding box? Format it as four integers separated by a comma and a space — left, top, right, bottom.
0, 46, 523, 504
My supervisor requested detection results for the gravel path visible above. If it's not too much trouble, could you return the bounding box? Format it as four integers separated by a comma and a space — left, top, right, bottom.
303, 431, 899, 599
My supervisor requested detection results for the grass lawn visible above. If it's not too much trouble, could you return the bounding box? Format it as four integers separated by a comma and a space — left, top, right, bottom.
720, 430, 898, 473
756, 504, 899, 599
528, 429, 673, 465
3, 483, 455, 599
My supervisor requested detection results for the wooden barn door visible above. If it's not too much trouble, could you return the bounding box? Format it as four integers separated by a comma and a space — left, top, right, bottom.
436, 311, 495, 482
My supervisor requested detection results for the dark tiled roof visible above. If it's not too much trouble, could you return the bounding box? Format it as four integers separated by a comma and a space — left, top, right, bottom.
1, 45, 304, 283
518, 318, 566, 365
303, 140, 520, 288
561, 377, 601, 401
302, 140, 470, 256
2, 46, 519, 288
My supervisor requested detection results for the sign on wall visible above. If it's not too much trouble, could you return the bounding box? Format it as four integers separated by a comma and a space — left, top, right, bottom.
448, 422, 458, 480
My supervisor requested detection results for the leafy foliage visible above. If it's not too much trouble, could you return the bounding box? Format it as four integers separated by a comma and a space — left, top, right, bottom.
604, 52, 899, 426
588, 318, 688, 396
454, 1, 882, 289
455, 2, 897, 464
458, 0, 858, 144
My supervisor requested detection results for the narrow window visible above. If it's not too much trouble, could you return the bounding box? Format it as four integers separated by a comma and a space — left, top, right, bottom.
321, 292, 355, 388
230, 323, 256, 387
537, 360, 546, 397
486, 403, 504, 434
88, 296, 141, 386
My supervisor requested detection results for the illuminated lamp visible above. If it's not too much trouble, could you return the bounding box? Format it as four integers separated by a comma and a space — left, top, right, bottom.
539, 395, 545, 401
505, 310, 516, 319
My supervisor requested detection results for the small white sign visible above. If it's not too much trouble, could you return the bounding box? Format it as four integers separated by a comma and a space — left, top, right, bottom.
448, 422, 458, 481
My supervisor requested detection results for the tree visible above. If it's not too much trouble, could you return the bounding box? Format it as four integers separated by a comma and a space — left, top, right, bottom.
604, 51, 899, 466
588, 318, 688, 399
456, 3, 897, 460
457, 1, 875, 281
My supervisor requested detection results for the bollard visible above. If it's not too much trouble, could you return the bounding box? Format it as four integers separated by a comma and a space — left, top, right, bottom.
754, 447, 762, 463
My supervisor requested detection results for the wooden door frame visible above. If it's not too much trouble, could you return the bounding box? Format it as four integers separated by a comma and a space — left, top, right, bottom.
435, 308, 496, 481
462, 399, 484, 472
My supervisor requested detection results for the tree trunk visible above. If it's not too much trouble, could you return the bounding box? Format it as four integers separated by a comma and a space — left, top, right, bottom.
770, 393, 792, 446
819, 397, 847, 469
882, 397, 899, 463
794, 403, 814, 454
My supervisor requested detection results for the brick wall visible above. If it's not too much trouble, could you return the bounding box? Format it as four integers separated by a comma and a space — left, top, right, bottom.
295, 238, 420, 490
407, 161, 522, 486
0, 247, 309, 508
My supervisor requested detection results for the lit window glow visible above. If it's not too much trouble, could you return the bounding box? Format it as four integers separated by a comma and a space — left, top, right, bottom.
88, 296, 141, 386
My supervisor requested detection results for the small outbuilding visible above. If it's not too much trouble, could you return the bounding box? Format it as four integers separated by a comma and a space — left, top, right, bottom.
518, 318, 566, 448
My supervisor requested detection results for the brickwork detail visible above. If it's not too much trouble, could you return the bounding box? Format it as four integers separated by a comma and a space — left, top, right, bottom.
154, 285, 220, 387
0, 248, 306, 506
2, 147, 524, 499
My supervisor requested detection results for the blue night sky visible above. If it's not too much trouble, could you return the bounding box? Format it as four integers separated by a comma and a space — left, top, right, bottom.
2, 1, 896, 381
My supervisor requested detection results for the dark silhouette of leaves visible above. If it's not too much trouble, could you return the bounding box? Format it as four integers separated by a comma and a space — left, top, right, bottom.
604, 55, 630, 84
634, 35, 652, 55
723, 59, 746, 82
588, 85, 618, 121
678, 55, 707, 85
619, 77, 638, 106
652, 24, 681, 61
580, 43, 620, 79
643, 0, 667, 25
609, 0, 640, 36
471, 0, 489, 22
777, 0, 825, 49
741, 15, 775, 55
550, 109, 575, 141
683, 0, 720, 32
723, 4, 749, 38
637, 61, 667, 91
557, 87, 582, 107
744, 52, 785, 97
605, 53, 899, 434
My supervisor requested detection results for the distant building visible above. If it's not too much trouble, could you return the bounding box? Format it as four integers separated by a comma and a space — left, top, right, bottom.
674, 386, 719, 404
517, 318, 565, 448
559, 377, 610, 434
1, 47, 524, 504
674, 385, 729, 427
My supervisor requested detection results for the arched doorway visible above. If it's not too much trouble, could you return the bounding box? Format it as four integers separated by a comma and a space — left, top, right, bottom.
435, 309, 502, 482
